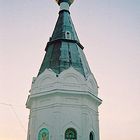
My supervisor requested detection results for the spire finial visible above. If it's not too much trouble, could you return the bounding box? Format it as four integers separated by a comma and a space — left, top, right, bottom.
55, 0, 74, 6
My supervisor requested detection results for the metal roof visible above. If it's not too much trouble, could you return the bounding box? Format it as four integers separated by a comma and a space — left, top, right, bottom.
38, 8, 91, 77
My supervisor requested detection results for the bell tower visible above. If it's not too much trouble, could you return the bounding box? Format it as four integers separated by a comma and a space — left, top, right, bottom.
26, 1, 102, 140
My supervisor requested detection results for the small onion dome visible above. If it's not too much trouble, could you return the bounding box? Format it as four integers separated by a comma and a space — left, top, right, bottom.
55, 0, 74, 6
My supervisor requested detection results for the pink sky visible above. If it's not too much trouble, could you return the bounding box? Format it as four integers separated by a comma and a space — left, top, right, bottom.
0, 0, 140, 140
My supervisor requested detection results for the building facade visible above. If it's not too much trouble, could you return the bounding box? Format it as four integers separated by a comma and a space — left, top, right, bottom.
26, 0, 102, 140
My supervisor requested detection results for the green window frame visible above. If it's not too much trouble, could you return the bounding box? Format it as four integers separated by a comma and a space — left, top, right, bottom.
65, 128, 77, 140
38, 128, 49, 140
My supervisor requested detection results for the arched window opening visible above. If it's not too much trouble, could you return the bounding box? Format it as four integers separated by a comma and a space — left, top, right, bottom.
65, 31, 71, 39
89, 131, 95, 140
38, 128, 49, 140
65, 128, 77, 140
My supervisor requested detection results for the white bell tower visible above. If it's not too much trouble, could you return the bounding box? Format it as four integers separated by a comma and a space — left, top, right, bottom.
26, 1, 102, 140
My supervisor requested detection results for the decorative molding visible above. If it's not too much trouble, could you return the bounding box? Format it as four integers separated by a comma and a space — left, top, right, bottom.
30, 67, 98, 96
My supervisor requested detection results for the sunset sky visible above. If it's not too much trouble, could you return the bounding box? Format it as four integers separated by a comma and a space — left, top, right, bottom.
0, 0, 140, 140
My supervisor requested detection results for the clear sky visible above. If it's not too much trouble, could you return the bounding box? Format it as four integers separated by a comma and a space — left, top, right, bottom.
0, 0, 140, 140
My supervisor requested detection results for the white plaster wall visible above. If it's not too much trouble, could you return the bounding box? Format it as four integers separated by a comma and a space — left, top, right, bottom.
27, 94, 100, 140
26, 68, 102, 140
30, 67, 99, 96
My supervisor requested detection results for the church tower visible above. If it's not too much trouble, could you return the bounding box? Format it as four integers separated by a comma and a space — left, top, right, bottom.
26, 0, 102, 140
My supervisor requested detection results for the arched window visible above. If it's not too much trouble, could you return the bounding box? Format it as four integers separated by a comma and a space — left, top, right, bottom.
65, 128, 77, 140
38, 128, 49, 140
89, 131, 95, 140
65, 31, 71, 39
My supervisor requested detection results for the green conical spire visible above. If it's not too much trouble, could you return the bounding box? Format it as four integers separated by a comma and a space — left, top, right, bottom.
50, 8, 79, 42
38, 1, 91, 77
